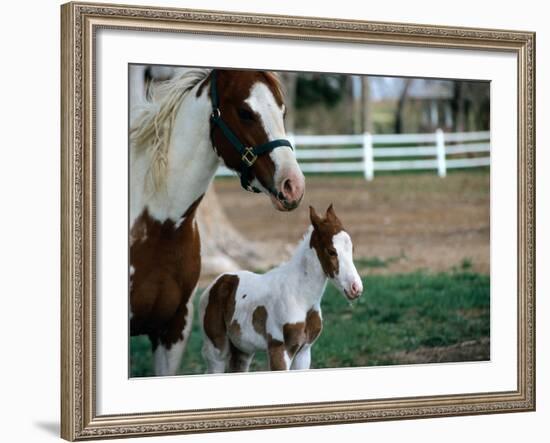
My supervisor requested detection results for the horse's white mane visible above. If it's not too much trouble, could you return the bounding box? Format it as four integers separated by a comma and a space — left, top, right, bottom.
130, 68, 210, 191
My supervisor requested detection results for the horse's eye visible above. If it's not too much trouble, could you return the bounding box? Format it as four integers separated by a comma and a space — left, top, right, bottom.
237, 108, 255, 121
327, 248, 337, 257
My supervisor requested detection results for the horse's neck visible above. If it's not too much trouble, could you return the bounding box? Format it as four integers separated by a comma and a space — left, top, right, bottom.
282, 227, 327, 308
130, 87, 219, 225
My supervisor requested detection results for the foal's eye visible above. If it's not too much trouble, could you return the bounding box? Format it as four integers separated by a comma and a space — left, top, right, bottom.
237, 108, 255, 121
327, 248, 337, 257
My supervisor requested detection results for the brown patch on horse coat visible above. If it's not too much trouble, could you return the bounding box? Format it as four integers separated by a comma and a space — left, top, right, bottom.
203, 274, 240, 351
209, 70, 285, 191
305, 309, 323, 344
130, 195, 203, 349
252, 305, 268, 338
309, 205, 344, 278
228, 319, 242, 338
283, 322, 306, 358
253, 304, 323, 368
281, 309, 323, 358
267, 339, 287, 371
252, 305, 289, 370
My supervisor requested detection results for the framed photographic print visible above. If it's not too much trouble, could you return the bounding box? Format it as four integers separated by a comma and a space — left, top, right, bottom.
61, 1, 536, 440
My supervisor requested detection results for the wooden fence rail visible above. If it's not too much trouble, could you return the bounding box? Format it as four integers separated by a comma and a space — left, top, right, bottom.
216, 130, 490, 180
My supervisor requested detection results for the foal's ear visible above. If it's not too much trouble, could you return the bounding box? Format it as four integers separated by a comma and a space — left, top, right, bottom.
309, 206, 322, 229
326, 203, 336, 220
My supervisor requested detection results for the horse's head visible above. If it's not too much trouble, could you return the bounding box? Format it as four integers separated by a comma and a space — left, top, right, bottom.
209, 69, 305, 211
309, 204, 363, 301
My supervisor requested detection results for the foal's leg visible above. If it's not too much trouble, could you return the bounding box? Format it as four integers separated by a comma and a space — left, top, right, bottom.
228, 343, 254, 373
290, 345, 311, 370
152, 291, 195, 376
267, 340, 291, 371
201, 337, 227, 373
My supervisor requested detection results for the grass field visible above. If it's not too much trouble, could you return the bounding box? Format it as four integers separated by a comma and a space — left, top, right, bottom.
130, 264, 490, 377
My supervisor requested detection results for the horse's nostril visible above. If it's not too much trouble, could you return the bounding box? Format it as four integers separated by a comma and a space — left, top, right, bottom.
279, 173, 304, 205
282, 178, 293, 197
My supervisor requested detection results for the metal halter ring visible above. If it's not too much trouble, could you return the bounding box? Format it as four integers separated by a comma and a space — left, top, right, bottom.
241, 147, 258, 167
211, 108, 221, 120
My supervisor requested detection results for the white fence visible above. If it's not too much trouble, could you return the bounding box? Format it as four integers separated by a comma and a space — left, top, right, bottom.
216, 129, 490, 180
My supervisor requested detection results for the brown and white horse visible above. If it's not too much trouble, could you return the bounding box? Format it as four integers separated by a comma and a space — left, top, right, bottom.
199, 205, 363, 373
130, 69, 305, 376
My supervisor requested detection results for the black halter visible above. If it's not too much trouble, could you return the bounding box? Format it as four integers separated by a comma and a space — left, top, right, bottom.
209, 70, 293, 193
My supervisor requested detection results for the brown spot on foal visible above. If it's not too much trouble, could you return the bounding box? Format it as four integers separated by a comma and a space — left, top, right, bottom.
252, 305, 268, 338
283, 322, 306, 358
309, 204, 344, 278
203, 274, 240, 351
281, 309, 322, 359
252, 305, 292, 370
228, 319, 242, 338
267, 339, 287, 371
305, 309, 323, 343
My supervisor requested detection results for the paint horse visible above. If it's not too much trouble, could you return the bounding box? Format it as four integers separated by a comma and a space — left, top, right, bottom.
130, 69, 305, 376
199, 205, 363, 373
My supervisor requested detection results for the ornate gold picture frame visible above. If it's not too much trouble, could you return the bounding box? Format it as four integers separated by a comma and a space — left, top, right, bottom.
61, 1, 535, 440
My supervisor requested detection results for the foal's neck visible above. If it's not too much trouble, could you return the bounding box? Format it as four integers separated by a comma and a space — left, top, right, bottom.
285, 227, 328, 307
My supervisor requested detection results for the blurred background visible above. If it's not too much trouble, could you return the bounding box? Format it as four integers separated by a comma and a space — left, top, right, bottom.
274, 72, 489, 135
130, 66, 490, 377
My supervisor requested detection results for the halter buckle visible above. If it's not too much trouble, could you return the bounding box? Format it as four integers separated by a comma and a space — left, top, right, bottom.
241, 147, 258, 167
211, 108, 221, 120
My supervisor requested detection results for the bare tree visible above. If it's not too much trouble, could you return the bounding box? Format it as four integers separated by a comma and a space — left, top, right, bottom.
394, 78, 412, 134
362, 76, 373, 133
279, 72, 298, 134
451, 81, 466, 132
352, 76, 362, 134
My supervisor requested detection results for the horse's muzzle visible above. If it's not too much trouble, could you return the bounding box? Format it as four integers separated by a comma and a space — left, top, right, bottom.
270, 192, 302, 212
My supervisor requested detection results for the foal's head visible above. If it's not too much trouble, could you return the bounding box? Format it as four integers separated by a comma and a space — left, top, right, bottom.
208, 70, 305, 211
309, 205, 363, 300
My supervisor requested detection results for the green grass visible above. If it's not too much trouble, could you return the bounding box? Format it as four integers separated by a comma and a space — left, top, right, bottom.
355, 253, 405, 270
130, 269, 489, 377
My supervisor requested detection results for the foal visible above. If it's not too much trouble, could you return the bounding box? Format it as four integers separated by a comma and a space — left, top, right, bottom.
199, 205, 363, 373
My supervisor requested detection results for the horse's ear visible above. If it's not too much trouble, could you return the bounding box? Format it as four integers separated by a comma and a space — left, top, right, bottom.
326, 203, 336, 220
309, 206, 322, 229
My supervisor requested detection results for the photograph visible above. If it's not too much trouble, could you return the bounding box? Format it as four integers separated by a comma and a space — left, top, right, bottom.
1, 0, 545, 439
58, 2, 536, 439
129, 65, 491, 377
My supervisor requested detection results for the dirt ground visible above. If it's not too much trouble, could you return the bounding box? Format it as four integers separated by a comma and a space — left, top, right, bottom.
389, 337, 490, 364
212, 171, 490, 276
